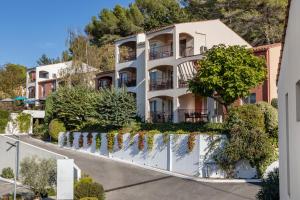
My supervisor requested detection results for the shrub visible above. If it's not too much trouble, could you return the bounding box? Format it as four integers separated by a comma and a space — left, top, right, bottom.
106, 131, 116, 152
33, 120, 47, 137
138, 132, 145, 151
117, 133, 123, 149
95, 134, 101, 150
20, 157, 56, 197
79, 134, 84, 148
1, 167, 14, 179
0, 109, 9, 133
74, 176, 105, 200
17, 113, 31, 133
256, 168, 279, 200
256, 102, 278, 139
45, 85, 99, 130
49, 119, 66, 141
87, 133, 93, 146
80, 198, 98, 200
271, 98, 278, 109
69, 132, 74, 147
147, 133, 154, 151
187, 133, 196, 153
96, 89, 136, 128
213, 104, 277, 178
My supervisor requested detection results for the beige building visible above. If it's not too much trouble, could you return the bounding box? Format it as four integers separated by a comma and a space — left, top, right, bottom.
96, 20, 251, 123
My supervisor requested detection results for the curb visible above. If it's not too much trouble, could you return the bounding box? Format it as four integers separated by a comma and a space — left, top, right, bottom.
26, 136, 261, 184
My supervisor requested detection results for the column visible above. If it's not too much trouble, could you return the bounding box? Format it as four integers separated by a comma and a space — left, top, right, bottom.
173, 96, 179, 123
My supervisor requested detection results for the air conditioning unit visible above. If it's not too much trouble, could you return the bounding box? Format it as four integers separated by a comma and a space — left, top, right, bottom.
200, 46, 208, 54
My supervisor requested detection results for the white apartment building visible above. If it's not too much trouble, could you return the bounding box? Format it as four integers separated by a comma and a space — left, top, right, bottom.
26, 61, 96, 107
95, 19, 251, 123
278, 0, 300, 199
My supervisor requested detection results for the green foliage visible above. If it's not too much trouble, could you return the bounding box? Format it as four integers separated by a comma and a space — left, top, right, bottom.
17, 113, 31, 133
69, 132, 74, 147
271, 98, 278, 109
33, 120, 47, 137
189, 45, 267, 110
96, 89, 136, 128
117, 133, 123, 149
80, 198, 98, 200
256, 102, 278, 139
1, 167, 14, 179
138, 132, 145, 151
74, 176, 105, 200
183, 0, 287, 46
0, 63, 26, 98
0, 109, 9, 133
213, 104, 277, 178
36, 54, 60, 66
20, 157, 56, 197
45, 85, 99, 130
147, 133, 155, 151
256, 168, 279, 200
95, 134, 102, 150
187, 133, 196, 153
49, 119, 66, 141
106, 131, 116, 152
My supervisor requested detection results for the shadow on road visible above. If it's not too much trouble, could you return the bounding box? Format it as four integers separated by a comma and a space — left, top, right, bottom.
105, 176, 172, 192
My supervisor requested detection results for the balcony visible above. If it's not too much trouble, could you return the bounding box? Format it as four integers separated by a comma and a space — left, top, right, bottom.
149, 78, 173, 91
149, 111, 173, 123
179, 33, 194, 57
118, 79, 136, 88
179, 46, 194, 57
178, 109, 208, 123
118, 41, 136, 63
97, 77, 113, 90
149, 45, 173, 60
178, 74, 194, 88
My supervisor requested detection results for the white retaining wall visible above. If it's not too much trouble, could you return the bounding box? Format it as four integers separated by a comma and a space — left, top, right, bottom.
58, 132, 258, 179
4, 113, 33, 134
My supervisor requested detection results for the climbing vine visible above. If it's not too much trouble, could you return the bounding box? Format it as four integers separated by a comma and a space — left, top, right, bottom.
107, 131, 116, 152
16, 113, 31, 133
79, 134, 84, 148
95, 133, 101, 150
117, 133, 123, 149
69, 132, 74, 147
87, 133, 93, 146
187, 133, 196, 153
162, 133, 169, 145
147, 134, 154, 151
0, 109, 9, 133
138, 132, 145, 151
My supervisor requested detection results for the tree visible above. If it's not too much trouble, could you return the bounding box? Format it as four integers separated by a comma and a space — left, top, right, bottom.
20, 157, 56, 197
183, 0, 288, 46
188, 45, 266, 111
36, 54, 60, 66
0, 63, 26, 98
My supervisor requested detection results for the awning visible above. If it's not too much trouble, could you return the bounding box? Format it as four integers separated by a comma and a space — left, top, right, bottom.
15, 96, 27, 101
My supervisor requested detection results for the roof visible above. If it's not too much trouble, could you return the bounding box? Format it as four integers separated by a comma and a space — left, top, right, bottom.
277, 0, 292, 83
253, 43, 282, 52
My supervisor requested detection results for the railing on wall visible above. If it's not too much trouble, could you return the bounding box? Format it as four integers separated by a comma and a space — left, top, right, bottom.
149, 111, 173, 123
119, 49, 136, 63
149, 45, 173, 60
178, 74, 195, 88
149, 78, 173, 91
118, 79, 137, 88
179, 46, 194, 57
178, 109, 208, 123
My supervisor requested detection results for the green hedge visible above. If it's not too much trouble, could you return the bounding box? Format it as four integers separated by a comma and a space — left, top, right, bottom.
17, 113, 31, 133
0, 109, 10, 133
74, 177, 105, 200
49, 119, 66, 141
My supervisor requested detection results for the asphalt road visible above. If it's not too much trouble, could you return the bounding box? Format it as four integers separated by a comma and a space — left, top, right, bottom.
16, 136, 261, 200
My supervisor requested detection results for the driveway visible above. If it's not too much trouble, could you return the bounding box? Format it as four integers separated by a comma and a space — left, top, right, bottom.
16, 136, 260, 200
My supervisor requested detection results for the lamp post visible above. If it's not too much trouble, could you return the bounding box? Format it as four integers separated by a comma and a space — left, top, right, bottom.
6, 139, 19, 200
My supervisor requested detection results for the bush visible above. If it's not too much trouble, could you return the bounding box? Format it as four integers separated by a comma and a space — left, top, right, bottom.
80, 198, 98, 200
0, 109, 9, 133
49, 119, 66, 141
256, 102, 278, 139
74, 177, 105, 200
256, 168, 279, 200
271, 98, 278, 109
20, 157, 56, 198
17, 113, 31, 133
1, 167, 14, 179
96, 89, 136, 128
45, 85, 99, 130
213, 104, 277, 178
33, 120, 47, 137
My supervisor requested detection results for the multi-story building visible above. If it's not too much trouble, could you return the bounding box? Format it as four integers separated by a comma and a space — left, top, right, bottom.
26, 61, 96, 107
100, 20, 252, 123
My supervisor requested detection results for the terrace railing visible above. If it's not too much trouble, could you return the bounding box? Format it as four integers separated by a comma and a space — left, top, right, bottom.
149, 78, 173, 91
119, 49, 136, 63
149, 111, 173, 123
178, 109, 208, 123
149, 45, 173, 60
118, 79, 137, 88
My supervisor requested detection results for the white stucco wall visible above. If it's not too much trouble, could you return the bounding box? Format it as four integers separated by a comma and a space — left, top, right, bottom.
278, 1, 300, 199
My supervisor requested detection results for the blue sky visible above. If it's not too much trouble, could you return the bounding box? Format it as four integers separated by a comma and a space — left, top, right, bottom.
0, 0, 133, 68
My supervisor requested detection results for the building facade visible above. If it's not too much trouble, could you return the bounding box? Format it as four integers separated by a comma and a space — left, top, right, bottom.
278, 0, 299, 199
104, 20, 252, 123
26, 61, 96, 107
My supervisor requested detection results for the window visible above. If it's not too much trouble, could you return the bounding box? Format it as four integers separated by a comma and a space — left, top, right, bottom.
243, 93, 256, 104
285, 93, 291, 197
39, 71, 49, 78
296, 80, 300, 121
